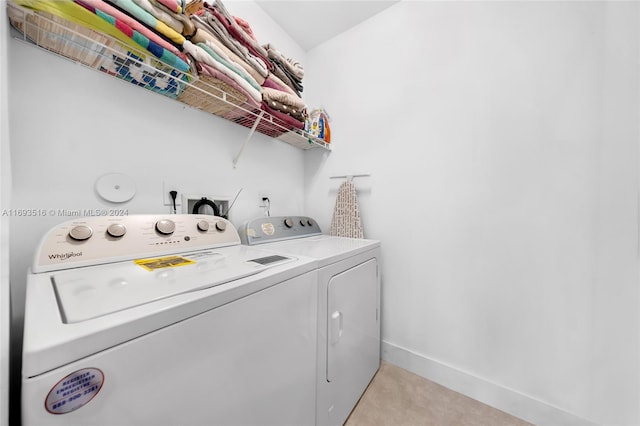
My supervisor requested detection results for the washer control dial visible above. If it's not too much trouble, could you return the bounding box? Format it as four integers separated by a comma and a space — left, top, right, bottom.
215, 221, 227, 232
106, 223, 126, 238
69, 225, 92, 241
155, 219, 175, 235
197, 220, 210, 232
284, 218, 294, 228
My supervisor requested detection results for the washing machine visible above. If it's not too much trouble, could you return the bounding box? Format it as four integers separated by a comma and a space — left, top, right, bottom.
240, 216, 381, 426
21, 214, 318, 426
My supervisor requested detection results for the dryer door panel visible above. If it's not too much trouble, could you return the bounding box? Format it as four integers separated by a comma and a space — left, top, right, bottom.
326, 258, 379, 422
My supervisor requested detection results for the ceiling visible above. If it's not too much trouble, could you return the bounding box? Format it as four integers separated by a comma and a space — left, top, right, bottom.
255, 1, 399, 51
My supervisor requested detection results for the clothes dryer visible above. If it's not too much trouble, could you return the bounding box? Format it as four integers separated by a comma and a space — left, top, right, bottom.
240, 216, 381, 426
22, 214, 318, 426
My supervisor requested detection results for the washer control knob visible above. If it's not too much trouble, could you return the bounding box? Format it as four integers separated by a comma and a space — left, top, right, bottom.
106, 223, 126, 238
299, 219, 306, 227
197, 220, 210, 232
284, 218, 294, 228
307, 219, 314, 227
69, 225, 92, 241
155, 219, 175, 235
215, 221, 227, 232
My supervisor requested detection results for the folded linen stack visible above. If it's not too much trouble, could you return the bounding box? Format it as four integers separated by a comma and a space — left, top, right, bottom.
260, 47, 306, 133
10, 0, 310, 135
181, 0, 265, 118
191, 0, 308, 135
79, 0, 193, 94
9, 0, 195, 97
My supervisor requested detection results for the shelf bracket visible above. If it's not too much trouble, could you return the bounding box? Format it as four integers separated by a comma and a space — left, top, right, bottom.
232, 110, 265, 169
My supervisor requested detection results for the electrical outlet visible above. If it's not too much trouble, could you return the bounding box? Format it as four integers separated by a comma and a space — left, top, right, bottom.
162, 181, 181, 207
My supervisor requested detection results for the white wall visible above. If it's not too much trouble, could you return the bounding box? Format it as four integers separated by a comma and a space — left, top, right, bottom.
6, 1, 308, 422
304, 2, 639, 425
0, 1, 11, 425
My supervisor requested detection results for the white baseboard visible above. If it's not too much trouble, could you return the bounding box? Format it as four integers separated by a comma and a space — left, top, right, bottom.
381, 341, 598, 426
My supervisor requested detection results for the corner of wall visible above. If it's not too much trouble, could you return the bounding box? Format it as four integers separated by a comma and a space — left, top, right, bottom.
0, 1, 12, 425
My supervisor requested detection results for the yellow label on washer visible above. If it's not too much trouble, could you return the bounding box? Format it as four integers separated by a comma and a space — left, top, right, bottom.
134, 255, 195, 271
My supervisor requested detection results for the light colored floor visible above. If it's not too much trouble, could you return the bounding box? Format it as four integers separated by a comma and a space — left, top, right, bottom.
345, 361, 533, 426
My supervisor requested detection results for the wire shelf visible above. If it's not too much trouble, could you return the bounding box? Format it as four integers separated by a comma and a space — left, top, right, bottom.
7, 2, 331, 157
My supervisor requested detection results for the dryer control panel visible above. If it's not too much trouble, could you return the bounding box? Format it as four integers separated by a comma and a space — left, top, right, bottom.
33, 214, 239, 273
240, 216, 322, 245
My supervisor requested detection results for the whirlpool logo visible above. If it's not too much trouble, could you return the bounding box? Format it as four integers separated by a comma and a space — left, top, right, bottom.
48, 252, 83, 261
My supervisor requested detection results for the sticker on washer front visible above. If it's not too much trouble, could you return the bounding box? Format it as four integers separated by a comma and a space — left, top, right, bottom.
134, 255, 195, 271
45, 368, 104, 414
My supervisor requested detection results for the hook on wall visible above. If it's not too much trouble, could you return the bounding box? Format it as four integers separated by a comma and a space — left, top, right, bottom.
329, 173, 371, 182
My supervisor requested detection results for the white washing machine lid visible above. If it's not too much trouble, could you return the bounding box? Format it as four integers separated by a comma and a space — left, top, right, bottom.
23, 245, 317, 378
53, 249, 273, 323
260, 235, 380, 267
